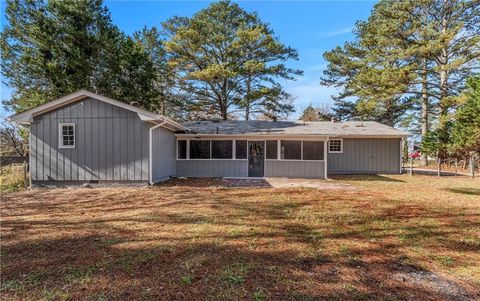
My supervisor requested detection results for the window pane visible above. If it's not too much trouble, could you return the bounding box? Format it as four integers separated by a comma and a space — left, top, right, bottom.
329, 140, 342, 152
303, 141, 324, 160
60, 124, 75, 147
177, 140, 187, 159
235, 140, 247, 159
281, 140, 301, 160
190, 140, 210, 159
266, 140, 278, 159
212, 140, 232, 159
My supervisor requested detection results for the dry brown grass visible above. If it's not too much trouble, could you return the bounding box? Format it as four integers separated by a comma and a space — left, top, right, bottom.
1, 175, 479, 301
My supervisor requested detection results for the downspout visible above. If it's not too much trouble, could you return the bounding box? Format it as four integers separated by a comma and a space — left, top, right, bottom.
325, 137, 329, 179
149, 118, 167, 185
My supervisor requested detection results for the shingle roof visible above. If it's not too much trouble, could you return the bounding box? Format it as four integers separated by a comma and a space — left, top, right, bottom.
180, 120, 409, 137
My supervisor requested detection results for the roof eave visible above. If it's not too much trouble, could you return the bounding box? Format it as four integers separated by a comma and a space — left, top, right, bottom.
6, 89, 190, 132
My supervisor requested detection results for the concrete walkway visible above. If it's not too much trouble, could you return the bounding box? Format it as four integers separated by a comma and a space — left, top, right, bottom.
221, 177, 358, 191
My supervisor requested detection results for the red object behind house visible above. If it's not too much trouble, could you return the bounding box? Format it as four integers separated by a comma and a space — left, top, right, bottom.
409, 150, 421, 159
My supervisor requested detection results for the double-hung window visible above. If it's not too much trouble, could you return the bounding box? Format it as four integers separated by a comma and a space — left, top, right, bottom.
58, 123, 75, 149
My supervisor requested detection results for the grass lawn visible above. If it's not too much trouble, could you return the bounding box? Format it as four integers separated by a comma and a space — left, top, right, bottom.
1, 175, 479, 301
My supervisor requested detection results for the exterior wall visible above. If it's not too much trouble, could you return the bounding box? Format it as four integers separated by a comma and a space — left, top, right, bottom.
30, 97, 151, 182
151, 127, 176, 182
177, 160, 248, 177
265, 160, 325, 178
176, 160, 325, 178
327, 138, 401, 174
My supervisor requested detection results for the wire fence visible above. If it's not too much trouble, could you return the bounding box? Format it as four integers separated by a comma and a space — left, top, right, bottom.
402, 156, 479, 178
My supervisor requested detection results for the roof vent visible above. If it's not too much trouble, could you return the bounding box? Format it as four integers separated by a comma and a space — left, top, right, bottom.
212, 119, 220, 123
130, 101, 139, 107
216, 126, 219, 134
355, 123, 365, 127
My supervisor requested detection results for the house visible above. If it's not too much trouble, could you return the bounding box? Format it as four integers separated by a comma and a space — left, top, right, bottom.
8, 90, 409, 185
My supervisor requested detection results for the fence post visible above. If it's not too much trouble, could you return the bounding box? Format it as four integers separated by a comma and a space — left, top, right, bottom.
470, 155, 475, 179
437, 157, 441, 177
23, 161, 28, 190
455, 159, 458, 176
409, 158, 413, 176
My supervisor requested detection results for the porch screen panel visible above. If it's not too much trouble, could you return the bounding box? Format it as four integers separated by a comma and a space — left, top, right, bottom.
303, 141, 324, 160
281, 140, 301, 160
212, 140, 233, 159
266, 140, 278, 159
235, 140, 247, 159
177, 140, 187, 159
190, 140, 211, 159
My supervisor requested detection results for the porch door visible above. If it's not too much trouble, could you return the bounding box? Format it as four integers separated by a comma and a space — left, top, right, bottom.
248, 141, 265, 177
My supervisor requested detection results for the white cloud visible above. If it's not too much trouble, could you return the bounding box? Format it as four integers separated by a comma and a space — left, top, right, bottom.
317, 26, 354, 38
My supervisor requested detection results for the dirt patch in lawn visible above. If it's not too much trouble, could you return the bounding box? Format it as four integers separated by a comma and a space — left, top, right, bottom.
1, 175, 479, 300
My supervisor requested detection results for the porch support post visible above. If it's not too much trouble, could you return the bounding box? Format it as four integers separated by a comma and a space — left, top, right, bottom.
324, 137, 329, 179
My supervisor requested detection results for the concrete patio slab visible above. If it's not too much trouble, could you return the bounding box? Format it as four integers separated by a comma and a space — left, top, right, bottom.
220, 177, 358, 190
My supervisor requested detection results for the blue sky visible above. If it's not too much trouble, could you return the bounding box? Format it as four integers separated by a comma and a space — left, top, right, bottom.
1, 0, 376, 119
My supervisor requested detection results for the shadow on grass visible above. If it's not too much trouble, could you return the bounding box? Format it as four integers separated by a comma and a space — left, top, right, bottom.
1, 233, 475, 301
445, 188, 480, 196
330, 174, 405, 182
2, 186, 479, 300
157, 177, 273, 188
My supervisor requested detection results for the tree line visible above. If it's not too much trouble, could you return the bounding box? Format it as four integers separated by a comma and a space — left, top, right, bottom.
1, 0, 301, 122
318, 0, 479, 164
1, 0, 479, 161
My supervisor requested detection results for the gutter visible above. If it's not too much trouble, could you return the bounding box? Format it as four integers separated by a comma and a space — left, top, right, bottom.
149, 118, 167, 185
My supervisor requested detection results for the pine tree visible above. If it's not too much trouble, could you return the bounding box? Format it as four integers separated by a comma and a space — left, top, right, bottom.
163, 0, 301, 120
1, 0, 120, 112
1, 0, 164, 114
450, 77, 480, 157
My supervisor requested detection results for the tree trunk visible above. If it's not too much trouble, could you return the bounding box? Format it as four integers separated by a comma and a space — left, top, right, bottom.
221, 79, 228, 120
245, 76, 251, 121
420, 58, 429, 166
438, 0, 449, 117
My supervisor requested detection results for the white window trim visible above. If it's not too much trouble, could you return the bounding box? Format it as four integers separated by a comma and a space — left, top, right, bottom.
328, 138, 343, 153
58, 122, 75, 149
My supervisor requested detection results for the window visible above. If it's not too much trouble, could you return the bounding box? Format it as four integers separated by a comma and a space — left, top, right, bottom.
177, 140, 187, 159
266, 140, 278, 159
58, 123, 75, 148
281, 140, 301, 160
235, 140, 247, 159
303, 141, 324, 160
212, 140, 232, 159
329, 139, 343, 153
190, 140, 210, 159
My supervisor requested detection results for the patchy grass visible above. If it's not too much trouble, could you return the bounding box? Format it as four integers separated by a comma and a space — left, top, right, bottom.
0, 164, 26, 193
1, 175, 479, 300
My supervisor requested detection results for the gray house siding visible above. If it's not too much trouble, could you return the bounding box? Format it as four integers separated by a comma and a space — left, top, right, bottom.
265, 161, 325, 178
30, 97, 151, 182
177, 160, 248, 177
175, 160, 326, 178
151, 127, 177, 182
327, 138, 401, 174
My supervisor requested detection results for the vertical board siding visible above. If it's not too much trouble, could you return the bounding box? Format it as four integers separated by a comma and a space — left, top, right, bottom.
327, 138, 401, 174
30, 97, 150, 182
265, 161, 325, 178
151, 127, 177, 182
176, 160, 248, 178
